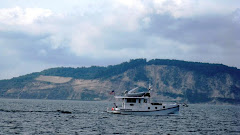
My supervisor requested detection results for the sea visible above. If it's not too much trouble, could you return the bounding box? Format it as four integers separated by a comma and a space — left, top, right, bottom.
0, 99, 239, 135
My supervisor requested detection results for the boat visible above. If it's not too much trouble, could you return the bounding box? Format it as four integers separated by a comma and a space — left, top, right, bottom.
107, 86, 180, 115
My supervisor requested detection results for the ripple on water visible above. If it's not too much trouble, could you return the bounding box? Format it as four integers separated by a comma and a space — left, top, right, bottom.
0, 99, 240, 135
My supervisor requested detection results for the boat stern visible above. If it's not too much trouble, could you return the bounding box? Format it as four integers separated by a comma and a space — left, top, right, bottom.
107, 107, 121, 114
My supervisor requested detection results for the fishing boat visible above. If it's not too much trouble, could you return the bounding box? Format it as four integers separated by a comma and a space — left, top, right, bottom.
107, 86, 179, 115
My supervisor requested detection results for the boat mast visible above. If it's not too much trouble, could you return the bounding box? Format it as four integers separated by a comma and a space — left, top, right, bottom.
148, 83, 151, 103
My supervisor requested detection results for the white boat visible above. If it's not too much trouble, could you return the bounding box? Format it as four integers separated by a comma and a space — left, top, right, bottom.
107, 87, 180, 115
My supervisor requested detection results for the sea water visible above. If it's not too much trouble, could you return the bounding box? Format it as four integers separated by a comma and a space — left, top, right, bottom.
0, 99, 239, 135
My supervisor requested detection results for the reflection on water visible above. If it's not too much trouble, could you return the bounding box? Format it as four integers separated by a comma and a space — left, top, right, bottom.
0, 99, 239, 135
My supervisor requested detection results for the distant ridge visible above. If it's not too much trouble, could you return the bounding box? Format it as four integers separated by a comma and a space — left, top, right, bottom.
0, 59, 240, 104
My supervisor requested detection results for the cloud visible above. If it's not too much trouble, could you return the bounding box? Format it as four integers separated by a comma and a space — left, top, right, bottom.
152, 0, 240, 18
152, 0, 197, 18
0, 7, 53, 25
0, 0, 240, 79
146, 13, 240, 46
232, 8, 240, 24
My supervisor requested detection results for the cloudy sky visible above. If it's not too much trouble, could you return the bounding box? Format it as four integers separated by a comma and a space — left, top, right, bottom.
0, 0, 240, 79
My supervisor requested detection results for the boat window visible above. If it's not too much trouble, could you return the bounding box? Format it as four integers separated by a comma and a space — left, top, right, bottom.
130, 104, 134, 106
144, 99, 147, 103
155, 107, 157, 109
163, 106, 165, 109
148, 107, 150, 109
138, 99, 141, 103
126, 98, 136, 103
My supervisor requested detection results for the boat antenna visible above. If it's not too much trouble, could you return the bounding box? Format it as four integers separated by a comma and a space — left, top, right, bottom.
148, 83, 152, 92
148, 83, 152, 103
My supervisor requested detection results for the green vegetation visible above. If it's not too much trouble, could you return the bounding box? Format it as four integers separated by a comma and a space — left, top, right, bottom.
40, 66, 106, 79
0, 72, 39, 93
95, 59, 147, 79
1, 58, 240, 90
2, 58, 239, 82
148, 59, 240, 79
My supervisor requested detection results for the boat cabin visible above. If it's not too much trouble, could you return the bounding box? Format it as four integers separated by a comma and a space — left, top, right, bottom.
114, 94, 165, 111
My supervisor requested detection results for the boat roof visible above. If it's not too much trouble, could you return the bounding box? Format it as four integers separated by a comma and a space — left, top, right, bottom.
114, 96, 149, 99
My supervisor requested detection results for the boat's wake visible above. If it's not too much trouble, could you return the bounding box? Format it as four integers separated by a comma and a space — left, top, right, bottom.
0, 109, 72, 114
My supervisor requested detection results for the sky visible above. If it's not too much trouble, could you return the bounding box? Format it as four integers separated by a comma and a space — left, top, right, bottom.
0, 0, 240, 80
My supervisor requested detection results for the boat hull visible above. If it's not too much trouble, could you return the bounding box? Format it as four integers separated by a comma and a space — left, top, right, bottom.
107, 105, 179, 115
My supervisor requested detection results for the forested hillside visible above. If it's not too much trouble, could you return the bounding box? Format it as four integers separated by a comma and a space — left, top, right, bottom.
0, 59, 240, 104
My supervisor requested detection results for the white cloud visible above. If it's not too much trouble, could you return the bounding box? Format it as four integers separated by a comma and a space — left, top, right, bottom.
0, 7, 53, 25
142, 17, 151, 28
69, 23, 102, 57
151, 0, 240, 18
152, 0, 197, 18
101, 0, 150, 32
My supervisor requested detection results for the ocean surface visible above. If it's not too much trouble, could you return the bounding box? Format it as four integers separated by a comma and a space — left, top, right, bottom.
0, 99, 239, 135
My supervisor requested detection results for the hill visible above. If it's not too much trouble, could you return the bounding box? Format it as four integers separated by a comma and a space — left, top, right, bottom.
0, 59, 240, 104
